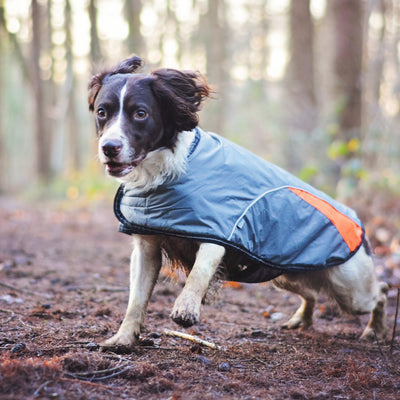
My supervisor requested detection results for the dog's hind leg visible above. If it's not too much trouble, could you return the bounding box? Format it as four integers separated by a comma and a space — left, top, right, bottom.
272, 275, 317, 329
360, 281, 388, 340
100, 235, 162, 350
325, 245, 388, 340
170, 243, 225, 327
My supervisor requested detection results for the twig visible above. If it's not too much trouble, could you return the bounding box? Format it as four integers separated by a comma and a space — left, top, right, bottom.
140, 346, 177, 351
84, 368, 131, 381
67, 362, 131, 378
252, 356, 269, 366
65, 361, 133, 382
33, 380, 53, 397
0, 282, 51, 298
0, 308, 15, 323
98, 286, 129, 293
60, 377, 116, 391
390, 287, 400, 355
163, 329, 223, 350
0, 308, 14, 313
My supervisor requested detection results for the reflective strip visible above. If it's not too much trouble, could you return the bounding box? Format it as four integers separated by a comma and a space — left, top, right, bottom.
289, 187, 363, 252
227, 186, 289, 241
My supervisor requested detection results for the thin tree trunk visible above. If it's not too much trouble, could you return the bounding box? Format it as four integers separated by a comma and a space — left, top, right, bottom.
284, 0, 316, 171
330, 0, 364, 190
203, 0, 228, 134
31, 0, 51, 182
0, 3, 5, 191
125, 0, 144, 55
287, 0, 316, 132
65, 0, 80, 171
88, 0, 102, 67
332, 0, 364, 139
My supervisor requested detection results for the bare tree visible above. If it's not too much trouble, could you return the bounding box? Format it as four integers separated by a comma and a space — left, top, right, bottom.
88, 0, 102, 66
332, 0, 363, 138
329, 0, 364, 188
125, 0, 144, 55
286, 0, 316, 132
202, 0, 229, 134
284, 0, 316, 171
65, 0, 81, 171
0, 3, 5, 191
31, 0, 51, 182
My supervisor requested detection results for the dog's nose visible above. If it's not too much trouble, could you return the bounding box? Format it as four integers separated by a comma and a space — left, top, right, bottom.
102, 139, 123, 158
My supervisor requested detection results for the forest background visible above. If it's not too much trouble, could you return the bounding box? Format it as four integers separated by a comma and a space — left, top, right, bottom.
0, 0, 399, 202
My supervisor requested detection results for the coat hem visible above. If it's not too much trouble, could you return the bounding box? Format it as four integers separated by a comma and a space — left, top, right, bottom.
114, 183, 363, 282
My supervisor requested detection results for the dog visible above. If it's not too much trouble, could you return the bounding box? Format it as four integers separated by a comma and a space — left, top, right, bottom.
88, 55, 388, 350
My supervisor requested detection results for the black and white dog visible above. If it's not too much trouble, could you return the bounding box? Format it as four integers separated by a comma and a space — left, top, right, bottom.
88, 56, 388, 350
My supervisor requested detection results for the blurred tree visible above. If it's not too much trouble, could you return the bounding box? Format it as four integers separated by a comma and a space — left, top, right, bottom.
330, 0, 364, 186
167, 0, 182, 65
31, 0, 51, 182
284, 0, 316, 171
258, 0, 269, 83
369, 0, 386, 106
0, 2, 5, 191
124, 0, 144, 55
286, 0, 316, 132
363, 0, 387, 171
202, 0, 229, 133
88, 0, 102, 66
65, 0, 81, 171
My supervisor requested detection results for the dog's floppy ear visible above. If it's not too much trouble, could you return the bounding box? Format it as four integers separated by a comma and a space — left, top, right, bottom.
150, 68, 211, 136
88, 55, 144, 111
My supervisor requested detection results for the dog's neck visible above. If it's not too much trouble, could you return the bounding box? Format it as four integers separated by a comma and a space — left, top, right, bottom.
120, 130, 195, 193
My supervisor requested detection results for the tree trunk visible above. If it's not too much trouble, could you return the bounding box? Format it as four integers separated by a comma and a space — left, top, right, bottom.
332, 0, 364, 137
284, 0, 316, 171
287, 0, 316, 132
88, 0, 102, 66
203, 0, 228, 134
0, 3, 5, 191
31, 0, 51, 182
125, 0, 144, 56
65, 0, 81, 171
330, 0, 364, 192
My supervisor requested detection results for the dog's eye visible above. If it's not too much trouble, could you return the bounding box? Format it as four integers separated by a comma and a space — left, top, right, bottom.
97, 108, 106, 119
134, 109, 148, 120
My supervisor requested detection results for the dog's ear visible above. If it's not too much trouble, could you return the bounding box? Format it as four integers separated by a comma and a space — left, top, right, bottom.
88, 55, 144, 111
150, 68, 211, 135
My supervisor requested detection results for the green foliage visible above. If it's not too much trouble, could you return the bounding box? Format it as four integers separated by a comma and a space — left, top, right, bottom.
297, 165, 318, 183
26, 161, 119, 204
328, 138, 360, 160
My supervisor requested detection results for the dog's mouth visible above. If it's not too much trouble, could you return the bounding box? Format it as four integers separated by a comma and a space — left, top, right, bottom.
105, 154, 146, 177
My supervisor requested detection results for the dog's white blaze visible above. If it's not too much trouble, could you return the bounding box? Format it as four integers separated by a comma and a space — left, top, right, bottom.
99, 83, 131, 161
117, 83, 127, 126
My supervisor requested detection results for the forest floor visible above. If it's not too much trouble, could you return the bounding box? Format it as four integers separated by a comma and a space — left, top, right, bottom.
0, 194, 399, 400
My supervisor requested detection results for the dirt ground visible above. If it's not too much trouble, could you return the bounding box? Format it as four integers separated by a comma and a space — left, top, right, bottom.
0, 195, 399, 400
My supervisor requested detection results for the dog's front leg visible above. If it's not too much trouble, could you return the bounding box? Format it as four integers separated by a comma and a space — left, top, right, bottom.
101, 235, 161, 350
171, 242, 225, 327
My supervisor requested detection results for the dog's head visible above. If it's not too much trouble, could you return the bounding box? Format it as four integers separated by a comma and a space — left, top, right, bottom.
88, 55, 210, 179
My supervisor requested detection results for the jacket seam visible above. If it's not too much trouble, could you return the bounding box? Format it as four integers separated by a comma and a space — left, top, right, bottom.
227, 185, 290, 241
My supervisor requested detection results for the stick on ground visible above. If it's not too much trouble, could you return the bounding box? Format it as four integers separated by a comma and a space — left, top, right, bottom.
164, 329, 223, 350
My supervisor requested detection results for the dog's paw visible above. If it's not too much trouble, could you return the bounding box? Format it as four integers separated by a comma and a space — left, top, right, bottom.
170, 310, 199, 328
360, 325, 387, 342
281, 315, 312, 330
170, 295, 200, 328
100, 331, 139, 353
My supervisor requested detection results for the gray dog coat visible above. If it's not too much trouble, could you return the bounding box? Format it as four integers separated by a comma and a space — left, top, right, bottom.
114, 128, 364, 283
